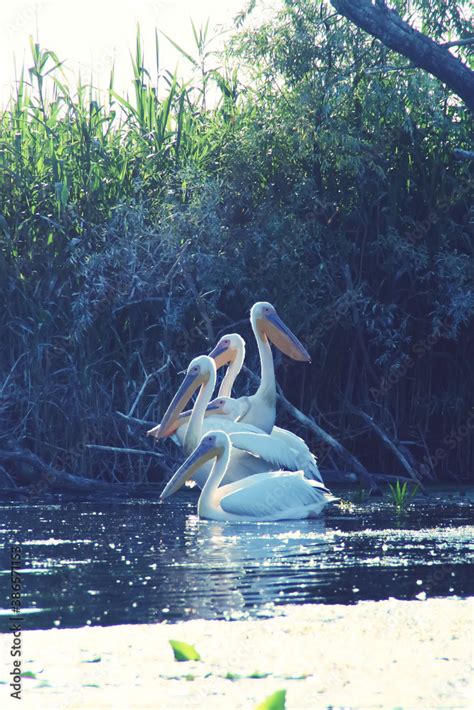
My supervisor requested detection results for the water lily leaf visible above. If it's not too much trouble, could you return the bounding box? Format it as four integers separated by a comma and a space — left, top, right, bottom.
255, 689, 286, 710
21, 671, 36, 679
169, 639, 201, 662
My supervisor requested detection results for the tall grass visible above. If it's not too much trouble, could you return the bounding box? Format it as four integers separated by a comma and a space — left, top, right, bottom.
0, 28, 240, 483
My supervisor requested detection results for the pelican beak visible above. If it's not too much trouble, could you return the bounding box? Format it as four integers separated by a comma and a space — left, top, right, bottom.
147, 417, 181, 440
160, 440, 221, 499
209, 341, 235, 369
147, 405, 198, 439
150, 369, 208, 441
259, 312, 311, 362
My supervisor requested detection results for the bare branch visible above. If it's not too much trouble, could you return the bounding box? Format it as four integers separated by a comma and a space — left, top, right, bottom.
441, 37, 474, 49
86, 444, 164, 458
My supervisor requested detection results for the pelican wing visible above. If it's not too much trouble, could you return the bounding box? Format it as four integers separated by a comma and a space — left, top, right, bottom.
229, 431, 307, 471
220, 471, 327, 518
272, 426, 312, 456
202, 418, 266, 436
271, 426, 322, 483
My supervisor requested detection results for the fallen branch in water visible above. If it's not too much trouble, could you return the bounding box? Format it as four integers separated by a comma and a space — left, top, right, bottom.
349, 406, 423, 486
0, 438, 111, 494
242, 365, 376, 489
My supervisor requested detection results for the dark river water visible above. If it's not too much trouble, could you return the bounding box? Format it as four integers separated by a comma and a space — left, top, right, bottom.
1, 491, 473, 630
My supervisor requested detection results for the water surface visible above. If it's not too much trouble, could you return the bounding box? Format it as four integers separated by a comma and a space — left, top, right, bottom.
1, 491, 472, 630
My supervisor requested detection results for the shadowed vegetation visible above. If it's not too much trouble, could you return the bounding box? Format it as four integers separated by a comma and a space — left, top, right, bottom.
0, 1, 472, 492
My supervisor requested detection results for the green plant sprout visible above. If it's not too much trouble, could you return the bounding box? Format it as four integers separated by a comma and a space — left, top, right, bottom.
389, 479, 419, 513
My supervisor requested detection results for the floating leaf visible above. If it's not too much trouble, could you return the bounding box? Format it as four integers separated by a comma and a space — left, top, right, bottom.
21, 671, 36, 679
169, 639, 201, 662
250, 671, 270, 679
82, 657, 101, 663
255, 689, 286, 710
225, 671, 242, 681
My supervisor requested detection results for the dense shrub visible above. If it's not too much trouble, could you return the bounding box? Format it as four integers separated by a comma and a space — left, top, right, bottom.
1, 2, 472, 485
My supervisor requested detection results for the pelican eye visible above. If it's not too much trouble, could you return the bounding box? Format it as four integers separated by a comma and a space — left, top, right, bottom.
190, 365, 200, 374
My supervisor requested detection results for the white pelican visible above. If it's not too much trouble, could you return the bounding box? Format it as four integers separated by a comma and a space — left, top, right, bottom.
209, 302, 310, 434
160, 431, 335, 522
148, 356, 322, 486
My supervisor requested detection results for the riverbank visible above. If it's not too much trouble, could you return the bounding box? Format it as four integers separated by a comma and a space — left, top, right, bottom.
1, 598, 472, 709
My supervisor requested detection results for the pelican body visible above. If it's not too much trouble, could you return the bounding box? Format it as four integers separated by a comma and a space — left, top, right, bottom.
161, 431, 334, 522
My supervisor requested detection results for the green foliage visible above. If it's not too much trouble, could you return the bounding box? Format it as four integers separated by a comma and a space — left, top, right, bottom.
389, 480, 419, 512
255, 689, 287, 710
0, 7, 472, 486
169, 640, 201, 662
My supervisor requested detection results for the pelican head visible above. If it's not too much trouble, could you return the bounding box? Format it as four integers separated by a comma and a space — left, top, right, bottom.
251, 301, 311, 362
208, 333, 245, 369
148, 355, 215, 440
160, 431, 227, 499
206, 396, 244, 420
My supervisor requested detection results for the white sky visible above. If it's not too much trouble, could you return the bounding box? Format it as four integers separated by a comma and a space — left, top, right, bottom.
0, 0, 249, 105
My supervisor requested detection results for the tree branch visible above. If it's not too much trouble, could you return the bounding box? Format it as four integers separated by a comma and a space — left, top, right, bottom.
330, 0, 474, 111
453, 148, 474, 160
441, 37, 474, 49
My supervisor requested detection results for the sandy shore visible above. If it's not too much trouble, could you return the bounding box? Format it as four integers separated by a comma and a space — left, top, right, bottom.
1, 598, 472, 709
